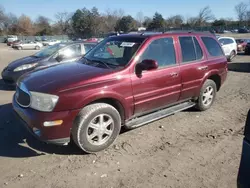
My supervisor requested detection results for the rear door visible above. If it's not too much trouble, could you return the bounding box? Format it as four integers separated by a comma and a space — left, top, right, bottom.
131, 37, 181, 116
178, 36, 208, 100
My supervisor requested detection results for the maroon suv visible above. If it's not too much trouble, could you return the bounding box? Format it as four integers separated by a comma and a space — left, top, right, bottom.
13, 32, 228, 153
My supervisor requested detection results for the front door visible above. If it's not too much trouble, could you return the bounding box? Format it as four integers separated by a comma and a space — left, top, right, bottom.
131, 37, 181, 116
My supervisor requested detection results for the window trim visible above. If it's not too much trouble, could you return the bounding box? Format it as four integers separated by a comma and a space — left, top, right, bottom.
136, 36, 178, 71
178, 36, 205, 64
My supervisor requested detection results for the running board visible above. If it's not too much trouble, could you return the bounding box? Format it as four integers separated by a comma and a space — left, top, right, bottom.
125, 101, 196, 129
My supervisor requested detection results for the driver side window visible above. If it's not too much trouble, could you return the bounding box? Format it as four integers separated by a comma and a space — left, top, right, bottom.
140, 37, 176, 68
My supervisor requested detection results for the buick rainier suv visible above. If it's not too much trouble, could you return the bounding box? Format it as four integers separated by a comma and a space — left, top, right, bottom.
13, 32, 228, 153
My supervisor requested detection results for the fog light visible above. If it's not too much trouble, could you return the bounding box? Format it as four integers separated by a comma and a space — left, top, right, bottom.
43, 120, 63, 127
33, 127, 41, 137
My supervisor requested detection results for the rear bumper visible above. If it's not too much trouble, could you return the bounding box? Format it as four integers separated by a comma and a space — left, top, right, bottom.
12, 95, 80, 145
237, 139, 250, 188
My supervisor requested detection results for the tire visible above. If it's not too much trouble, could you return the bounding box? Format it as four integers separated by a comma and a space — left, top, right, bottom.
72, 103, 121, 153
35, 46, 40, 50
228, 50, 236, 62
17, 46, 22, 50
195, 79, 217, 111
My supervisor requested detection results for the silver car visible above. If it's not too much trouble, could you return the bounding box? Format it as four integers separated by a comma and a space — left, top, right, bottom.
13, 41, 43, 50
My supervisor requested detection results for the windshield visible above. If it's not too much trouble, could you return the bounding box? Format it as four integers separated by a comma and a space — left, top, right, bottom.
84, 37, 144, 68
34, 43, 66, 58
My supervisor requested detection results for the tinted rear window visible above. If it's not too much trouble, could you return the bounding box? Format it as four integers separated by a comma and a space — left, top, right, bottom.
201, 37, 224, 57
179, 37, 196, 62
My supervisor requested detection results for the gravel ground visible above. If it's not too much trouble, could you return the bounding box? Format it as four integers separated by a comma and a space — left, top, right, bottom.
0, 43, 250, 188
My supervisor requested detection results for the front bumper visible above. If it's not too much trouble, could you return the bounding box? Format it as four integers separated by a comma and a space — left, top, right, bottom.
12, 95, 80, 145
237, 139, 250, 188
1, 69, 23, 84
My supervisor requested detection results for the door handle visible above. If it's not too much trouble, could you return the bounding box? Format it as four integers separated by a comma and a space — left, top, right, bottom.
198, 66, 208, 70
170, 72, 178, 77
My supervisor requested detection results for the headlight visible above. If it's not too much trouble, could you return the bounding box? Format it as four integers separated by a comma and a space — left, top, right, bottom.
14, 63, 38, 72
30, 92, 59, 112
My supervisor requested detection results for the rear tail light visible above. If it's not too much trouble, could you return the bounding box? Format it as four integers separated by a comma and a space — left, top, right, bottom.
244, 110, 250, 141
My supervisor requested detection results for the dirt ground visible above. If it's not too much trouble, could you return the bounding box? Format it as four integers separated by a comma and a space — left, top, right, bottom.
0, 43, 250, 188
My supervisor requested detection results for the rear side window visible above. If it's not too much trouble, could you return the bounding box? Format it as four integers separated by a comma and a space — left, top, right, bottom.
194, 37, 203, 60
219, 38, 234, 45
201, 37, 224, 57
179, 37, 196, 62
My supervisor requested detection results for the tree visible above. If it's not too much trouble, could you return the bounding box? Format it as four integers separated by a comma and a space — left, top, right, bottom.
147, 12, 165, 30
35, 16, 52, 35
196, 6, 215, 26
115, 15, 136, 32
72, 7, 103, 38
136, 11, 144, 27
235, 2, 248, 23
212, 19, 226, 27
55, 11, 72, 35
143, 16, 152, 28
166, 15, 184, 28
17, 14, 33, 35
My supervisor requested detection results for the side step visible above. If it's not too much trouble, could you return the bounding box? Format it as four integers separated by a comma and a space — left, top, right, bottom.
125, 101, 195, 129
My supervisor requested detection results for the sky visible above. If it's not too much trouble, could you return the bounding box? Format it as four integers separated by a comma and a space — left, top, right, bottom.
0, 0, 240, 21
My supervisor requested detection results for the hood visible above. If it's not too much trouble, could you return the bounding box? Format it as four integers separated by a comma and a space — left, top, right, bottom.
7, 56, 45, 70
20, 62, 112, 93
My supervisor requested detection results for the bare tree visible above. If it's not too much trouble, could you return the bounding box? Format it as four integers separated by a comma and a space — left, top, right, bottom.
166, 15, 184, 28
136, 11, 144, 26
55, 11, 72, 34
235, 2, 248, 22
196, 6, 215, 26
17, 14, 34, 35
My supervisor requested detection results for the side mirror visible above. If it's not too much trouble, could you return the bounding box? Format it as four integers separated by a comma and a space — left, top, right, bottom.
136, 59, 158, 76
55, 54, 65, 62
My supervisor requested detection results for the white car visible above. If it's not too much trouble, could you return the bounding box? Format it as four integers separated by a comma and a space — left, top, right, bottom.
14, 41, 43, 50
7, 35, 18, 43
218, 37, 237, 62
42, 39, 61, 46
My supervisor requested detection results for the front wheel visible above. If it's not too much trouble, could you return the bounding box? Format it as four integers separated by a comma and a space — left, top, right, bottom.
72, 103, 121, 153
196, 79, 217, 111
17, 46, 22, 50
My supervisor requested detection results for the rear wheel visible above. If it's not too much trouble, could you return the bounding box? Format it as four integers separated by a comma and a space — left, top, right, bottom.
196, 79, 217, 111
72, 103, 121, 153
35, 46, 40, 50
228, 50, 236, 62
17, 46, 22, 50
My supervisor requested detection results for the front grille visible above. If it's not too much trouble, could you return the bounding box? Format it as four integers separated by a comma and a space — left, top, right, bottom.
16, 85, 31, 107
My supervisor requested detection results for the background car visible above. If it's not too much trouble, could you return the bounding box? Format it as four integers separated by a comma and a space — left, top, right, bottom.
6, 35, 18, 43
42, 39, 61, 46
218, 37, 237, 61
236, 39, 250, 52
1, 42, 97, 84
244, 42, 250, 55
238, 28, 250, 33
12, 41, 43, 50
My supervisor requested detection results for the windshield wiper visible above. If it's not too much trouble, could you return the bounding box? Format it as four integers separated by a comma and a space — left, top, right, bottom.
83, 57, 112, 69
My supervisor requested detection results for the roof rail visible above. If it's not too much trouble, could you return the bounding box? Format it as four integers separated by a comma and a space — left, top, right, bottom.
140, 31, 163, 36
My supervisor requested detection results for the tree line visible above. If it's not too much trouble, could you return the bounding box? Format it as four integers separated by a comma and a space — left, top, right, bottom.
0, 1, 250, 38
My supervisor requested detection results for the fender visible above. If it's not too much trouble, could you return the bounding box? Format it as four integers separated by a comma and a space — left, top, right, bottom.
75, 90, 133, 120
196, 69, 220, 96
